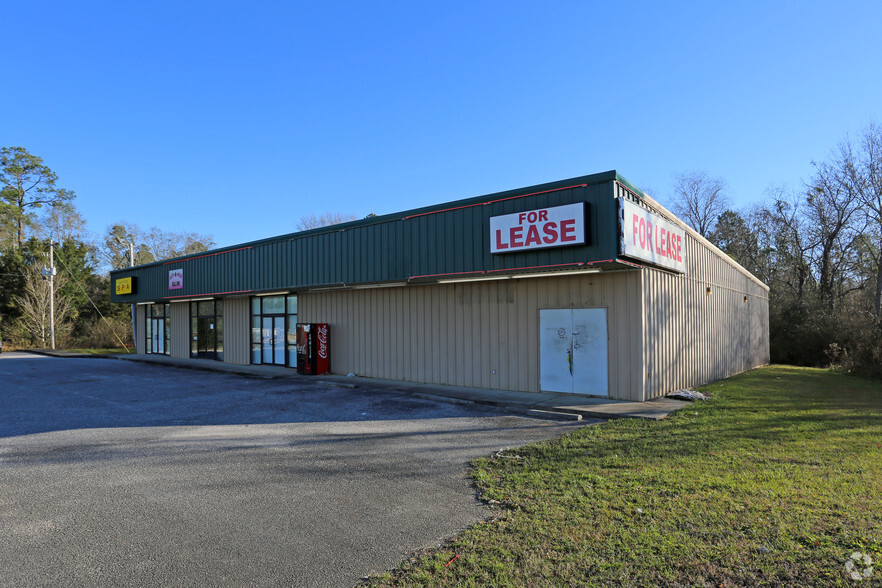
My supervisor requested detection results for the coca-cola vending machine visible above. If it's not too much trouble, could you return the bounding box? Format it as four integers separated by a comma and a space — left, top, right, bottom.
296, 323, 330, 375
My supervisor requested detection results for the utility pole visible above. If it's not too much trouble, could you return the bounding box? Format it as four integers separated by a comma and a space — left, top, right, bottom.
115, 236, 136, 348
128, 242, 135, 347
40, 240, 58, 349
49, 240, 56, 350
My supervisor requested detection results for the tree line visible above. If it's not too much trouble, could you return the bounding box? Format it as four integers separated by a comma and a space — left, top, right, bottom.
3, 128, 881, 374
0, 146, 214, 349
666, 123, 881, 376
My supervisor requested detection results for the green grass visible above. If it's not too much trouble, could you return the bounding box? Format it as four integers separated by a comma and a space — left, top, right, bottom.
63, 347, 133, 355
366, 366, 882, 587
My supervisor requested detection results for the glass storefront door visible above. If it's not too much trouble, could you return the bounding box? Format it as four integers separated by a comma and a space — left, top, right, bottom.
145, 303, 170, 355
191, 299, 224, 360
151, 319, 165, 354
261, 316, 285, 365
195, 316, 216, 358
251, 295, 297, 366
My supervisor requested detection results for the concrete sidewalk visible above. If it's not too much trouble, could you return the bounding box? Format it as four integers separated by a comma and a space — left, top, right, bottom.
26, 349, 690, 421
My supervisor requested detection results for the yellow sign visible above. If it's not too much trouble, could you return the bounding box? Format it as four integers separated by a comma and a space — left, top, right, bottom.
115, 277, 134, 295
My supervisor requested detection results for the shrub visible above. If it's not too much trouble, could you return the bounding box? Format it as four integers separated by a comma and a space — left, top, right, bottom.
74, 316, 133, 349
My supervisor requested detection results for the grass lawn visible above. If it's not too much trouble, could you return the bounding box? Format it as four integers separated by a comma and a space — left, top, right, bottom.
63, 347, 133, 355
367, 365, 881, 587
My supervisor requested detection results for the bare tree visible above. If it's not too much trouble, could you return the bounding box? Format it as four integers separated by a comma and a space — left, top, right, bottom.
670, 171, 730, 236
760, 185, 814, 305
34, 203, 90, 243
842, 122, 882, 316
100, 222, 153, 269
804, 159, 866, 313
13, 264, 75, 346
296, 212, 357, 231
98, 223, 215, 270
142, 227, 215, 261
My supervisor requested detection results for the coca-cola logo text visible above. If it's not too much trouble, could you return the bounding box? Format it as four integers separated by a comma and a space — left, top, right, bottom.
317, 325, 328, 359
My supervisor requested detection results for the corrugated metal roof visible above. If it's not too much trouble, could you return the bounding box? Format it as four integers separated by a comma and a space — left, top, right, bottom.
110, 171, 632, 302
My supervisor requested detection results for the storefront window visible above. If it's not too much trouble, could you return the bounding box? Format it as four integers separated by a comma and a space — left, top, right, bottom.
251, 295, 297, 367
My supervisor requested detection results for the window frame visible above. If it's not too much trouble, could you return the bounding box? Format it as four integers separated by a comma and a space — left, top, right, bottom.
250, 295, 297, 367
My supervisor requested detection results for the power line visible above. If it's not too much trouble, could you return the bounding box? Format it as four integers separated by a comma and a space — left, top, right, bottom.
53, 253, 132, 353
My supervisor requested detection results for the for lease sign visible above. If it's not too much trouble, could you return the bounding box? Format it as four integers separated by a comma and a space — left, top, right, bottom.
490, 202, 585, 254
619, 198, 686, 273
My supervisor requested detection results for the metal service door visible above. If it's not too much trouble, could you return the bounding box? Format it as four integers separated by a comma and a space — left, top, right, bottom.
571, 308, 608, 396
540, 308, 609, 396
540, 309, 574, 393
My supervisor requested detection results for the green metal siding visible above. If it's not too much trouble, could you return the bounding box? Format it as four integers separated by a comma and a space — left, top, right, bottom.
111, 171, 626, 303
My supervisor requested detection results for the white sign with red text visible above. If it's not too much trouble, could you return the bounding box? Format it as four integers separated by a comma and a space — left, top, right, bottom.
490, 202, 585, 254
619, 198, 686, 273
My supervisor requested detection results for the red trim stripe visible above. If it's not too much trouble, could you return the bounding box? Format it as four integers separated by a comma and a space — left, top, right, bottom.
615, 180, 643, 201
165, 289, 252, 299
613, 258, 643, 268
160, 262, 637, 297
162, 246, 252, 265
408, 270, 485, 280
486, 262, 586, 274
403, 184, 587, 220
482, 184, 587, 206
409, 259, 639, 281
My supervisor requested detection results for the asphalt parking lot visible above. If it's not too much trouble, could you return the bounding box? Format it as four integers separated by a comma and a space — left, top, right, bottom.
0, 352, 587, 587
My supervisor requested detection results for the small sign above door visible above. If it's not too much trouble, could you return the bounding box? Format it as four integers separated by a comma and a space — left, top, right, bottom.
168, 268, 184, 290
115, 276, 136, 295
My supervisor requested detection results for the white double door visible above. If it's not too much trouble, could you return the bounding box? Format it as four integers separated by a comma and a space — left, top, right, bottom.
540, 308, 608, 396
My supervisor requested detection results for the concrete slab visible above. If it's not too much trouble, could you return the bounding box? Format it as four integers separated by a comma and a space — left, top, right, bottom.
525, 409, 585, 422
27, 349, 113, 359
435, 389, 553, 406
550, 398, 691, 420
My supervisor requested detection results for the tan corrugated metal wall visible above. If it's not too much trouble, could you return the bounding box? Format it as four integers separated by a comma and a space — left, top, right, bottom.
640, 222, 770, 399
224, 296, 250, 365
299, 271, 645, 400
135, 305, 146, 354
170, 302, 190, 359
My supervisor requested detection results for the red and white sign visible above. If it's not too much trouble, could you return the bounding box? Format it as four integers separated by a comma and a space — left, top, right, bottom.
317, 324, 328, 359
619, 198, 686, 273
168, 268, 183, 290
490, 203, 585, 254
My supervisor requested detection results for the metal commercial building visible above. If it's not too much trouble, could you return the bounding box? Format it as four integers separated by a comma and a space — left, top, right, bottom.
111, 170, 769, 401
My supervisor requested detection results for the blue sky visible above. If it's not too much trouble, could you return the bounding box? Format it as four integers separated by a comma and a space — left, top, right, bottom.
4, 1, 881, 250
